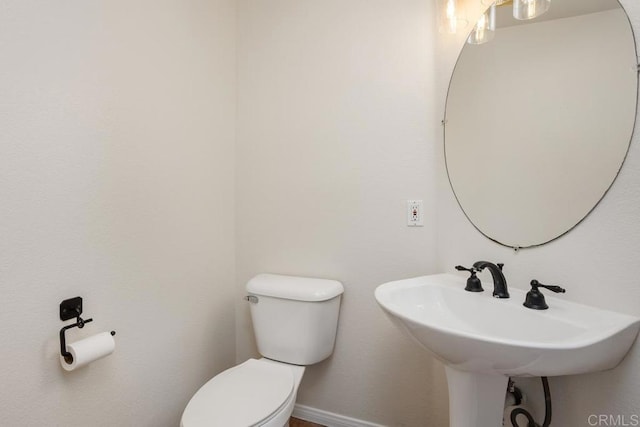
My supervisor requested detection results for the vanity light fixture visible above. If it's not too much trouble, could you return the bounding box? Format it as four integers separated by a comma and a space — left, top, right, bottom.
437, 0, 468, 34
513, 0, 551, 20
467, 4, 496, 45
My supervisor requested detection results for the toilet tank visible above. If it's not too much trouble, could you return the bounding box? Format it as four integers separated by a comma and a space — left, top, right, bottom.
246, 274, 344, 365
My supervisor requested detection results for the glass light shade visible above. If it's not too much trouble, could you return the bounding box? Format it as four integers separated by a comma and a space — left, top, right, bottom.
467, 5, 496, 45
437, 0, 468, 34
513, 0, 551, 20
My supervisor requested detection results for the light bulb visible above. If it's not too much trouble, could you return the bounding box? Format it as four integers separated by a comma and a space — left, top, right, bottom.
446, 0, 458, 32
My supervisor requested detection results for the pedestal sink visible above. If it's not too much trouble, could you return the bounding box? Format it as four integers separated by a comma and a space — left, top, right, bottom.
375, 274, 640, 427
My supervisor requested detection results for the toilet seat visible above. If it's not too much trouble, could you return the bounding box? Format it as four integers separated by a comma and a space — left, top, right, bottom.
180, 358, 295, 427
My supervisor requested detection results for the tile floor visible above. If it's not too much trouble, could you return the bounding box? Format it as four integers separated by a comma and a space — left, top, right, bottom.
289, 417, 325, 427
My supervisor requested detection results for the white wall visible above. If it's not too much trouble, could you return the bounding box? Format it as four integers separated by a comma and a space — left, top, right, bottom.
235, 1, 447, 425
0, 1, 236, 426
436, 1, 640, 425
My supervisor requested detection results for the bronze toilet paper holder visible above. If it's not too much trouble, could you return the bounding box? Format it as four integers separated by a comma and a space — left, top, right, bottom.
59, 296, 115, 364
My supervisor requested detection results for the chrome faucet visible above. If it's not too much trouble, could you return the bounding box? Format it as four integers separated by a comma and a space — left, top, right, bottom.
473, 261, 509, 298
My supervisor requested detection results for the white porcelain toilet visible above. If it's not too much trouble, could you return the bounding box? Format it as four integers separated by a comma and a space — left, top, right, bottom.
180, 273, 344, 427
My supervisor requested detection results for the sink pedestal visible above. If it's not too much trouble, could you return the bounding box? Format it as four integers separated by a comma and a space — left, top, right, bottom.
444, 367, 508, 427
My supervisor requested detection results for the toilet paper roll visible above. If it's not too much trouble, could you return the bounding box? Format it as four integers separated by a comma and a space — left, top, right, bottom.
60, 331, 115, 371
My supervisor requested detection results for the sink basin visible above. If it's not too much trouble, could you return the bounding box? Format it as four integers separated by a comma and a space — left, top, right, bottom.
375, 273, 640, 376
375, 273, 640, 427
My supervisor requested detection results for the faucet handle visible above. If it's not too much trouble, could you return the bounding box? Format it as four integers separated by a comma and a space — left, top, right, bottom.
455, 265, 475, 273
455, 265, 484, 292
531, 279, 565, 294
523, 280, 566, 310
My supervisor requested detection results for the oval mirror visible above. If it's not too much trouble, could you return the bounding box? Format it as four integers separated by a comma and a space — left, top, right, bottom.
444, 0, 638, 249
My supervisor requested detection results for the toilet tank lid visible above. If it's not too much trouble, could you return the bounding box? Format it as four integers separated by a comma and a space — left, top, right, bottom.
246, 274, 344, 302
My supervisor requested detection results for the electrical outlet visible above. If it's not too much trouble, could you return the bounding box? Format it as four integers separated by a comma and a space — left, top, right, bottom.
407, 200, 423, 227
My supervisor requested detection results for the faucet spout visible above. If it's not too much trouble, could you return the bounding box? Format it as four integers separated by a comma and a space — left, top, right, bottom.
473, 261, 509, 298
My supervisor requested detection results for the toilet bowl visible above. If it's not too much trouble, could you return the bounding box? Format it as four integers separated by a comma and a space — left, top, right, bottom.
180, 274, 343, 427
180, 358, 305, 427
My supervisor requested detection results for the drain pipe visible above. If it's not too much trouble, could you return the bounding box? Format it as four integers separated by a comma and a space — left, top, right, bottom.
509, 377, 552, 427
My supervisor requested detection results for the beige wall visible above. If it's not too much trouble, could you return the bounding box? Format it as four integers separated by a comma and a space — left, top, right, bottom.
235, 1, 447, 425
0, 1, 236, 426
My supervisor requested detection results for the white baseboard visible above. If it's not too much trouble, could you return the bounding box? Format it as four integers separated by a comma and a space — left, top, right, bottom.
292, 404, 387, 427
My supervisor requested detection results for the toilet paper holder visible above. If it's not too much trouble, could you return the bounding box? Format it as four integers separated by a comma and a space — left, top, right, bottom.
59, 296, 115, 364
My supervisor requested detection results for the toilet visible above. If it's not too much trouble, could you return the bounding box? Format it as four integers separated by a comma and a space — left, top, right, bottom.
180, 273, 344, 427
